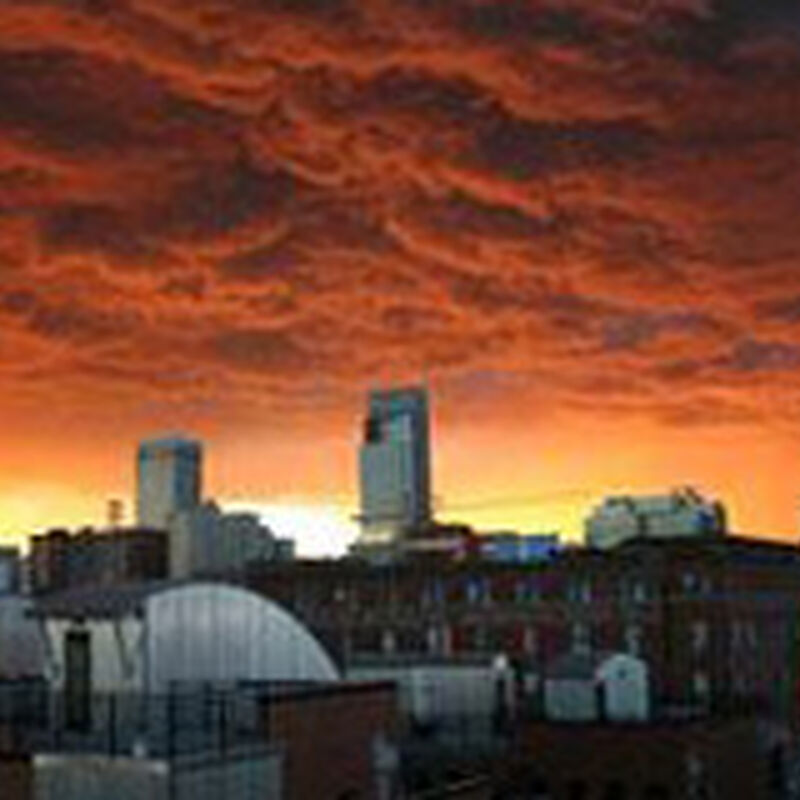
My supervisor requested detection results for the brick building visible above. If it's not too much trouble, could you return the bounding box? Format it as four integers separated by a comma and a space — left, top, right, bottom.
263, 681, 398, 800
0, 753, 33, 800
29, 527, 168, 594
510, 716, 773, 800
244, 535, 800, 728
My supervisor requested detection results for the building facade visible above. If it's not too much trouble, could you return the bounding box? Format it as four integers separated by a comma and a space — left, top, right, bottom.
512, 716, 773, 800
246, 535, 800, 729
585, 487, 727, 550
29, 528, 168, 594
170, 501, 294, 579
0, 547, 21, 594
136, 437, 202, 530
358, 387, 432, 547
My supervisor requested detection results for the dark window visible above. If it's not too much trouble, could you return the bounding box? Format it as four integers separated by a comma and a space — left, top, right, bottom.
567, 780, 588, 800
64, 629, 91, 731
365, 417, 383, 443
770, 746, 787, 793
604, 780, 628, 800
529, 776, 550, 795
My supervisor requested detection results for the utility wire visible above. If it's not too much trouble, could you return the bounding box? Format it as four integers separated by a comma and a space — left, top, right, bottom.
437, 488, 596, 513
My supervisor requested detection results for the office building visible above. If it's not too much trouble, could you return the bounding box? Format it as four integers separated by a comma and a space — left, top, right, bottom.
169, 501, 294, 579
358, 386, 432, 546
585, 487, 727, 550
136, 436, 202, 529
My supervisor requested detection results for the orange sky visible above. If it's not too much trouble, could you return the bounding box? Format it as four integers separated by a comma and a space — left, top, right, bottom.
1, 0, 800, 552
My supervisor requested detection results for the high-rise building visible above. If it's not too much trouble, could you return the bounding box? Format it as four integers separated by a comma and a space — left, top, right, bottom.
358, 386, 432, 545
136, 436, 202, 529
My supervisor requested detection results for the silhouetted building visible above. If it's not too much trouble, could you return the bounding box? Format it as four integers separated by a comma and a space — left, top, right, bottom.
358, 386, 432, 547
169, 501, 294, 579
246, 535, 800, 729
512, 716, 774, 800
0, 547, 21, 594
29, 527, 167, 594
136, 436, 202, 529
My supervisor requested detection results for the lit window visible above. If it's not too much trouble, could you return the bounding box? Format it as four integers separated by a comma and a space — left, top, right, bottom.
524, 626, 538, 656
692, 670, 710, 702
682, 571, 700, 593
691, 621, 709, 655
631, 579, 648, 603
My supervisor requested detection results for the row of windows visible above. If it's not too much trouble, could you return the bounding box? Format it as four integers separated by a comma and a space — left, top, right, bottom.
327, 574, 660, 609
320, 567, 726, 613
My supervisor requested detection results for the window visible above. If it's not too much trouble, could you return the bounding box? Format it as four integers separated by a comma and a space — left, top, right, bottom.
682, 570, 711, 595
625, 623, 643, 656
426, 626, 438, 654
692, 670, 710, 704
567, 780, 588, 800
631, 578, 649, 604
524, 626, 538, 656
529, 777, 550, 798
572, 622, 591, 654
427, 625, 452, 656
568, 577, 592, 604
364, 416, 382, 443
691, 621, 709, 655
746, 621, 759, 648
465, 576, 490, 605
64, 629, 92, 731
421, 580, 444, 610
603, 781, 628, 800
681, 570, 700, 593
516, 576, 538, 603
382, 629, 396, 655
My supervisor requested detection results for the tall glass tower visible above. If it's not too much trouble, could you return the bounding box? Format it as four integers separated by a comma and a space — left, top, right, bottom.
358, 386, 432, 544
136, 436, 202, 530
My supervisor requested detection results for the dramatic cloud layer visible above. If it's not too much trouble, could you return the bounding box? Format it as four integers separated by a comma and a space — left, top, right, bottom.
1, 0, 800, 537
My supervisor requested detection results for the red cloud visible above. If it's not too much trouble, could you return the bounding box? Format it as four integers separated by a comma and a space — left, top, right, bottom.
0, 0, 799, 445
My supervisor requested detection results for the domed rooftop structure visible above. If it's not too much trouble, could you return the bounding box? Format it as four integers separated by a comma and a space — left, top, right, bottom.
37, 580, 338, 693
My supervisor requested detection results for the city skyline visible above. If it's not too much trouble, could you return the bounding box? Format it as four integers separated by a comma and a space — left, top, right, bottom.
0, 392, 794, 557
2, 2, 800, 548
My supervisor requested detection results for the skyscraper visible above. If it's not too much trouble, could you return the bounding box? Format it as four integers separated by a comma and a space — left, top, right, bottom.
136, 436, 202, 529
358, 386, 432, 544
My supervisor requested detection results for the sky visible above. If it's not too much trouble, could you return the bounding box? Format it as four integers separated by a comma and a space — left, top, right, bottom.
2, 0, 800, 552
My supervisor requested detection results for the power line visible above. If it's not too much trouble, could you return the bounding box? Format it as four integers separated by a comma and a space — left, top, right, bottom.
437, 489, 597, 513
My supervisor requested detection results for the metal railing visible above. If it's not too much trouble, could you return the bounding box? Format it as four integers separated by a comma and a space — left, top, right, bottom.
0, 682, 264, 759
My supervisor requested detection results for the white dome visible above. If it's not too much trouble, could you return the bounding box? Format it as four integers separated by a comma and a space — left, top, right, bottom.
144, 582, 339, 690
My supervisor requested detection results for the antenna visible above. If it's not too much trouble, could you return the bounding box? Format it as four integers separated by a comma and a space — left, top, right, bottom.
107, 498, 125, 529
